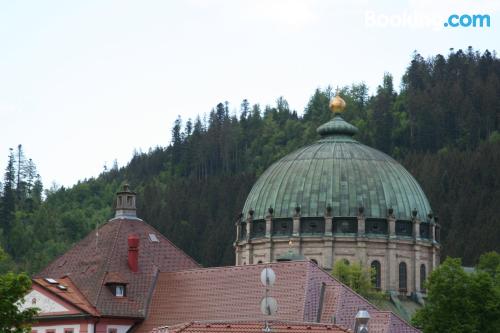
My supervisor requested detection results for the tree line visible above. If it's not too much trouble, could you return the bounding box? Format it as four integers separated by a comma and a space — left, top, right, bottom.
0, 47, 499, 273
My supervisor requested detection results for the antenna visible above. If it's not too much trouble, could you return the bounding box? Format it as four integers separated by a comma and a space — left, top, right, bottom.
260, 267, 277, 332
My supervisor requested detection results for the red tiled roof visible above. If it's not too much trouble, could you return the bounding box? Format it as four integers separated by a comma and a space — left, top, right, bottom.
104, 272, 129, 285
36, 217, 199, 318
140, 261, 311, 333
33, 277, 99, 316
135, 261, 420, 333
151, 321, 349, 333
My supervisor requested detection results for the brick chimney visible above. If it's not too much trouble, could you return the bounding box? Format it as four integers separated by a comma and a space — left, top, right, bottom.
115, 184, 137, 218
128, 235, 139, 272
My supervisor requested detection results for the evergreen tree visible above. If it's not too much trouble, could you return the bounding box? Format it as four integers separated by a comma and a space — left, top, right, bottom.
370, 73, 396, 153
1, 48, 499, 273
1, 149, 16, 243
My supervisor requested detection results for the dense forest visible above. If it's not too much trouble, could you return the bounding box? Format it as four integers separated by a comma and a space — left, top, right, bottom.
0, 47, 499, 273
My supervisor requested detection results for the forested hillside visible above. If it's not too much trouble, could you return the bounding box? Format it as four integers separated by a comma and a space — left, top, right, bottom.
1, 48, 499, 273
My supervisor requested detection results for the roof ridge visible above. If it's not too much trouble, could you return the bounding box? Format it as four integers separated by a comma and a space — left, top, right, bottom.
164, 320, 350, 333
63, 275, 100, 315
157, 260, 311, 275
34, 223, 102, 278
302, 261, 313, 321
142, 266, 160, 318
310, 265, 420, 330
384, 305, 419, 329
94, 218, 123, 305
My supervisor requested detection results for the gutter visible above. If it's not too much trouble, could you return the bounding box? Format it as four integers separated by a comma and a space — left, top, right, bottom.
36, 314, 93, 321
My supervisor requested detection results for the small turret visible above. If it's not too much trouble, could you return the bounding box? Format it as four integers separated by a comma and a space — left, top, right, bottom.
115, 184, 137, 218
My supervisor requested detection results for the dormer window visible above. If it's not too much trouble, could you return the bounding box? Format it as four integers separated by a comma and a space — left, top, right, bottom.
104, 272, 128, 297
114, 284, 125, 297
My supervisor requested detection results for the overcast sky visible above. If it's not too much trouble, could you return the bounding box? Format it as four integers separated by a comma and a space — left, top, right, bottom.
0, 0, 498, 188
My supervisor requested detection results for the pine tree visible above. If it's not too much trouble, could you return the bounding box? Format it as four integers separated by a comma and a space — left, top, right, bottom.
1, 149, 16, 248
15, 145, 26, 202
371, 73, 396, 153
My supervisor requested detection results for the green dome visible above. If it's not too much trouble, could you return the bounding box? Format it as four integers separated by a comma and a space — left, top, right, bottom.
242, 116, 431, 221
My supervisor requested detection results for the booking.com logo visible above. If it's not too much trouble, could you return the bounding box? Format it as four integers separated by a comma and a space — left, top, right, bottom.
444, 14, 491, 27
365, 11, 491, 29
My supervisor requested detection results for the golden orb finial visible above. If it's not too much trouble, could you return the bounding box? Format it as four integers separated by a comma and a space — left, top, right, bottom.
329, 88, 346, 114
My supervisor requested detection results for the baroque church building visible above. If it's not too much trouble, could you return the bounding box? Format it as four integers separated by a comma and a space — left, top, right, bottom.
21, 94, 433, 333
235, 94, 440, 295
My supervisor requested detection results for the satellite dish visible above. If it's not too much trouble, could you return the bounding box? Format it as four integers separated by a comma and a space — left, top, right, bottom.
260, 267, 276, 287
260, 296, 278, 315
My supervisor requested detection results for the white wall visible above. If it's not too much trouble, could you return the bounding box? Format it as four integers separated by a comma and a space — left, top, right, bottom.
32, 324, 80, 333
20, 290, 68, 313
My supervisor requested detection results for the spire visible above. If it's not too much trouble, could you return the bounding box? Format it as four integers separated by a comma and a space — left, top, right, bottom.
317, 90, 358, 138
114, 184, 137, 218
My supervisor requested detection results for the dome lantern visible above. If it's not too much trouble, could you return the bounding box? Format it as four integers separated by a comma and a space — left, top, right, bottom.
317, 92, 358, 138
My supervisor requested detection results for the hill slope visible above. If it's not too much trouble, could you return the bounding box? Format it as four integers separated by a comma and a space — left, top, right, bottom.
1, 48, 499, 272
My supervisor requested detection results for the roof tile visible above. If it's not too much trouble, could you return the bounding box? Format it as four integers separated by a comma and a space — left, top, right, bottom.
136, 261, 420, 333
152, 321, 349, 333
36, 218, 199, 318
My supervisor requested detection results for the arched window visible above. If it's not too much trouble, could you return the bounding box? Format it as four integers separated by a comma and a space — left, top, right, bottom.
420, 264, 426, 292
310, 259, 318, 265
371, 261, 381, 290
399, 262, 407, 292
257, 260, 263, 264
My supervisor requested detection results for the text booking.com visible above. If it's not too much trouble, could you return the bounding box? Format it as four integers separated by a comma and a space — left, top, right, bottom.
365, 11, 491, 29
444, 14, 490, 27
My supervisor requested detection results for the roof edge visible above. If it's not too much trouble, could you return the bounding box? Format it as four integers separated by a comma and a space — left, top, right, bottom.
31, 278, 100, 316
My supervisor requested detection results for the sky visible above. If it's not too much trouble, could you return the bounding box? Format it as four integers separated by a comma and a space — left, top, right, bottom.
0, 0, 498, 188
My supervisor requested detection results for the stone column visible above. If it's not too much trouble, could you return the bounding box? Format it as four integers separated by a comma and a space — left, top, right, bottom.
325, 206, 333, 236
265, 208, 274, 263
235, 244, 240, 265
245, 210, 254, 265
412, 209, 420, 240
356, 206, 367, 264
412, 244, 420, 294
413, 219, 421, 240
293, 206, 301, 237
323, 206, 333, 269
235, 220, 241, 242
434, 217, 440, 243
357, 206, 365, 235
386, 242, 397, 291
246, 210, 253, 241
387, 208, 396, 239
265, 208, 273, 238
245, 242, 254, 265
430, 222, 436, 243
431, 246, 438, 272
